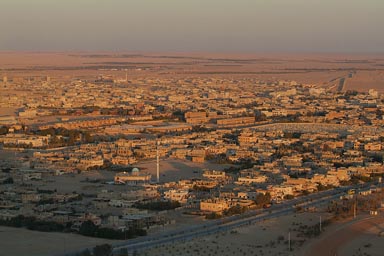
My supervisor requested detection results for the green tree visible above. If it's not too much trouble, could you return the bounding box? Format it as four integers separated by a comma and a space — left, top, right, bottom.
118, 248, 129, 256
79, 220, 98, 236
224, 205, 247, 216
284, 194, 294, 200
0, 126, 8, 135
93, 244, 112, 256
255, 192, 271, 206
134, 200, 181, 211
79, 248, 92, 256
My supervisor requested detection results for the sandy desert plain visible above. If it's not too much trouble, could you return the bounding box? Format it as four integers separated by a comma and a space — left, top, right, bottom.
1, 51, 384, 92
141, 212, 384, 256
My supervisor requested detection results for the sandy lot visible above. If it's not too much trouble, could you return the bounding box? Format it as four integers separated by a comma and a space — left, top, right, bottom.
0, 226, 113, 256
23, 158, 232, 194
345, 70, 384, 92
303, 214, 384, 256
136, 158, 232, 183
139, 209, 384, 256
141, 211, 332, 256
0, 107, 17, 116
339, 221, 384, 256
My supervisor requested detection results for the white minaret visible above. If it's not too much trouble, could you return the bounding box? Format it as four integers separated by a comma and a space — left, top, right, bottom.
156, 140, 160, 183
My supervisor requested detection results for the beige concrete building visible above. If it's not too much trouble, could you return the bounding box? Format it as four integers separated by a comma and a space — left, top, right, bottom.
200, 199, 230, 213
114, 170, 151, 185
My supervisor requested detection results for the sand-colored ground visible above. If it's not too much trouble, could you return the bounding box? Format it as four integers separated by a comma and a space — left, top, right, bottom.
136, 158, 231, 183
345, 70, 384, 92
1, 204, 382, 256
1, 52, 382, 69
140, 211, 331, 256
138, 210, 384, 256
22, 158, 231, 194
339, 220, 384, 256
1, 52, 384, 89
0, 226, 113, 256
0, 107, 17, 116
303, 215, 384, 256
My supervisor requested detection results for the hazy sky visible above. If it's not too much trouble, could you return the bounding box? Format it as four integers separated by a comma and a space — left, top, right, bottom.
0, 0, 383, 53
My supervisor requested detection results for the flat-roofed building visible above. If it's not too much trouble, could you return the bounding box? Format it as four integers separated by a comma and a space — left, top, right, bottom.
200, 199, 230, 213
203, 170, 226, 180
114, 169, 151, 185
0, 115, 16, 125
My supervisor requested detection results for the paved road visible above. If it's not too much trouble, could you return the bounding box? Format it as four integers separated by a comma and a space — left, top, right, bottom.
337, 77, 346, 92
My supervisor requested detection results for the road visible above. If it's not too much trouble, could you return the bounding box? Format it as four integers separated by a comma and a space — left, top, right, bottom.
59, 182, 378, 256
337, 77, 346, 92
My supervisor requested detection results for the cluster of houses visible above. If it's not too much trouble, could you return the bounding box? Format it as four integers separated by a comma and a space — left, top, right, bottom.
0, 74, 384, 233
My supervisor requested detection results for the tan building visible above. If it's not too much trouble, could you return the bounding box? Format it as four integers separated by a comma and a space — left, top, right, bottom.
237, 175, 267, 184
364, 143, 382, 151
185, 111, 208, 124
164, 189, 189, 203
114, 170, 151, 185
203, 170, 226, 180
217, 116, 255, 126
200, 199, 230, 213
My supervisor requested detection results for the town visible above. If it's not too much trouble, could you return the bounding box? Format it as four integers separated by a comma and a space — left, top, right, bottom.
2, 1, 384, 255
0, 63, 384, 255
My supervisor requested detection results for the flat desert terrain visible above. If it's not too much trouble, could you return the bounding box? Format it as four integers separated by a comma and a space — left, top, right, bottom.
140, 211, 384, 256
1, 52, 384, 91
303, 215, 384, 256
0, 226, 113, 256
142, 211, 333, 256
345, 70, 384, 92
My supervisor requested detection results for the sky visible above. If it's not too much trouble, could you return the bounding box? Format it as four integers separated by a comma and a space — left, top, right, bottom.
0, 0, 383, 53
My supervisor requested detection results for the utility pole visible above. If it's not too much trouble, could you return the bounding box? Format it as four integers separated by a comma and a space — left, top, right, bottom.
156, 139, 160, 183
288, 231, 291, 252
64, 237, 66, 255
319, 215, 322, 232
